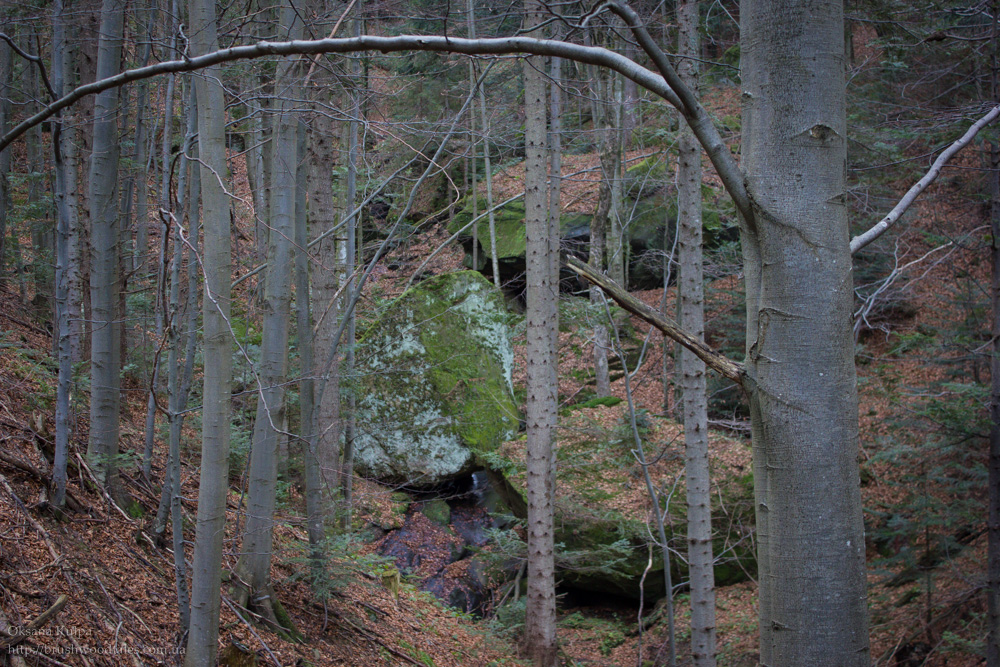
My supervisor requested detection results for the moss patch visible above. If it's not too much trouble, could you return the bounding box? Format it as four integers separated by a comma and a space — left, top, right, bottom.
354, 272, 520, 488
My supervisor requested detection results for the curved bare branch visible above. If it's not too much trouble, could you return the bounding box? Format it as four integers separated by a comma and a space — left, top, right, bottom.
851, 103, 1000, 255
0, 34, 683, 152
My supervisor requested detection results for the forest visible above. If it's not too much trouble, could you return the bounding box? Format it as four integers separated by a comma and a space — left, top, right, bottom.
0, 0, 997, 665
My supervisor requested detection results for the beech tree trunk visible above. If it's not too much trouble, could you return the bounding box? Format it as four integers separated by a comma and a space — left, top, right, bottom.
523, 1, 557, 664
86, 0, 127, 505
741, 1, 869, 663
233, 0, 304, 631
307, 108, 342, 504
184, 0, 234, 654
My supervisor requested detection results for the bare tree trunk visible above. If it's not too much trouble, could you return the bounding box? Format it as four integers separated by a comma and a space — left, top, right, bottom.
165, 83, 193, 632
233, 0, 304, 632
296, 117, 325, 577
184, 0, 234, 653
86, 0, 127, 506
52, 0, 76, 510
523, 2, 557, 664
0, 37, 10, 291
677, 2, 716, 665
589, 56, 613, 397
307, 108, 342, 505
143, 10, 179, 478
340, 0, 363, 532
742, 1, 869, 663
467, 0, 501, 289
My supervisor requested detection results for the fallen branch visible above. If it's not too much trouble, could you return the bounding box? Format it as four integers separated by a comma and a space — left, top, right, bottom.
563, 254, 745, 386
0, 594, 69, 649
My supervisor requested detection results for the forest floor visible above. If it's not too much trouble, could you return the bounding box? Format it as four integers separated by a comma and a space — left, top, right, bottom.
0, 86, 992, 667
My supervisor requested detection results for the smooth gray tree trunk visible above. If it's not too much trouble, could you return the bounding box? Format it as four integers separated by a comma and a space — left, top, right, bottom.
86, 0, 127, 505
677, 1, 716, 665
51, 0, 76, 510
523, 2, 557, 664
233, 0, 304, 631
306, 109, 342, 505
184, 0, 234, 655
295, 118, 325, 576
340, 0, 363, 532
741, 1, 869, 663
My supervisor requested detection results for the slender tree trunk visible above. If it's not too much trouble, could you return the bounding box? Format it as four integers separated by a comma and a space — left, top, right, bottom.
467, 0, 501, 288
741, 1, 869, 663
677, 2, 716, 665
233, 0, 304, 631
523, 2, 557, 664
306, 108, 342, 505
165, 91, 193, 632
184, 0, 234, 652
296, 118, 325, 576
143, 12, 179, 477
340, 0, 363, 532
589, 58, 613, 397
0, 37, 10, 291
52, 0, 75, 510
87, 0, 127, 505
154, 77, 195, 539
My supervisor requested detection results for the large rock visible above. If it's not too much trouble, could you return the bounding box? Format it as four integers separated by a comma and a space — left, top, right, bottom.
487, 404, 757, 601
354, 271, 519, 488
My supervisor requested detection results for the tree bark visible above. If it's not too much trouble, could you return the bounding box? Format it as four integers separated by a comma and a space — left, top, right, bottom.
86, 0, 127, 506
741, 1, 869, 663
677, 1, 716, 665
233, 0, 304, 632
523, 1, 557, 664
184, 0, 234, 653
307, 108, 342, 505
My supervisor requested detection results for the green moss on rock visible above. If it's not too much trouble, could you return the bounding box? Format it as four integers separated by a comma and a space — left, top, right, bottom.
355, 271, 519, 488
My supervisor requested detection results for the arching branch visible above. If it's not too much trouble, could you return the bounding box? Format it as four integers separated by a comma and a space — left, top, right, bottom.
851, 103, 1000, 255
0, 34, 682, 152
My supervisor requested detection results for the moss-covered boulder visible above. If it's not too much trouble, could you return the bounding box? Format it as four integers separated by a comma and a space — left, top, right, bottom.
487, 405, 756, 600
354, 271, 519, 488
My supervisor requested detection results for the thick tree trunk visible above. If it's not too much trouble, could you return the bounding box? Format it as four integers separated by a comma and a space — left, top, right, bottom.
184, 0, 234, 655
523, 1, 557, 664
741, 1, 869, 664
677, 2, 716, 665
86, 0, 127, 505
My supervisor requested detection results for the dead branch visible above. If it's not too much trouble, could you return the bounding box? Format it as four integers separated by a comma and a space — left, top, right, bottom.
563, 254, 746, 386
0, 594, 69, 649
